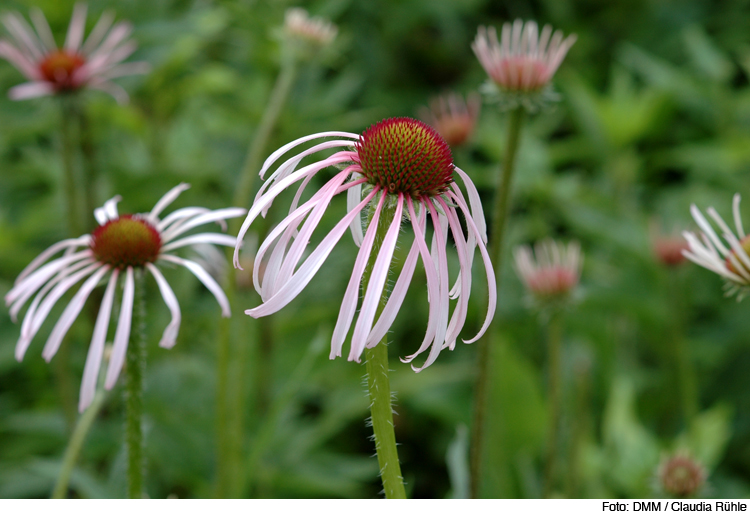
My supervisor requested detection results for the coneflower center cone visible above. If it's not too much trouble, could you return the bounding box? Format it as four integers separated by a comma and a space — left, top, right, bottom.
39, 50, 85, 88
356, 117, 454, 199
90, 215, 162, 269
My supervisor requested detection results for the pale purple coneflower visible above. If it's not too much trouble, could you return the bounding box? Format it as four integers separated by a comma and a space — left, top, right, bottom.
420, 92, 481, 148
0, 3, 148, 103
683, 194, 750, 299
514, 239, 582, 302
471, 20, 577, 109
283, 7, 337, 47
5, 184, 245, 411
234, 117, 496, 371
651, 224, 689, 267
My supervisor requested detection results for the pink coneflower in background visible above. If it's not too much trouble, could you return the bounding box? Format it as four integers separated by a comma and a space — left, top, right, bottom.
651, 226, 689, 267
283, 7, 337, 48
5, 184, 245, 411
234, 117, 496, 370
420, 92, 481, 148
514, 239, 582, 303
657, 451, 707, 498
0, 3, 148, 103
472, 19, 576, 104
683, 194, 750, 299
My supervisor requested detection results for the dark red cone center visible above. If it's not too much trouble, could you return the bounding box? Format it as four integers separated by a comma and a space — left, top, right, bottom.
39, 50, 85, 88
90, 215, 162, 269
356, 117, 454, 199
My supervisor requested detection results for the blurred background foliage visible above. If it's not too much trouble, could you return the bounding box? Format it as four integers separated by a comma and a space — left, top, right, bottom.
1, 0, 750, 498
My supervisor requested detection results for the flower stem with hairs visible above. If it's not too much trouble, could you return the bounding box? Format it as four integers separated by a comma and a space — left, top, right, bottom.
470, 106, 525, 498
544, 309, 563, 497
362, 198, 406, 499
126, 270, 146, 499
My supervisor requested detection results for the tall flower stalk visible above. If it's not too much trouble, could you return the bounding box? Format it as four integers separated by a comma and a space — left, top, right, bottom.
233, 117, 495, 496
216, 7, 337, 498
469, 20, 576, 497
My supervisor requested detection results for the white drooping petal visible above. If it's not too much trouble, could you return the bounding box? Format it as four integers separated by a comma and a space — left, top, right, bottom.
105, 266, 134, 390
42, 266, 109, 362
441, 200, 471, 350
347, 181, 364, 247
146, 263, 181, 349
161, 233, 237, 253
159, 254, 230, 317
14, 236, 91, 284
79, 269, 118, 412
161, 207, 246, 243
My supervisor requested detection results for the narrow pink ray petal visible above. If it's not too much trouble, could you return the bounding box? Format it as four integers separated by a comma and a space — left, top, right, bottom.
161, 233, 237, 253
64, 3, 88, 52
275, 168, 355, 290
366, 207, 427, 347
406, 200, 450, 372
246, 189, 379, 324
347, 181, 364, 247
260, 131, 360, 178
0, 42, 42, 80
234, 159, 352, 269
78, 269, 118, 412
28, 9, 56, 52
105, 267, 133, 389
86, 21, 132, 63
146, 263, 181, 348
447, 190, 496, 344
15, 236, 91, 284
42, 265, 110, 362
86, 80, 129, 104
157, 207, 210, 231
3, 13, 45, 60
161, 207, 246, 244
80, 10, 115, 56
159, 254, 230, 317
148, 183, 190, 221
440, 199, 471, 349
349, 194, 404, 362
9, 82, 54, 100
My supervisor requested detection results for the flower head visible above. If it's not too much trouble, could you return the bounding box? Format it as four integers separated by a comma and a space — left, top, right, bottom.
683, 194, 750, 299
657, 451, 707, 498
514, 239, 582, 304
651, 225, 689, 267
5, 184, 245, 411
283, 7, 337, 52
472, 20, 576, 109
0, 4, 149, 103
234, 117, 496, 370
419, 92, 481, 148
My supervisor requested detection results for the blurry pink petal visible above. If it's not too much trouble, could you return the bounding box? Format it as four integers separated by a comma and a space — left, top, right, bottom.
105, 266, 134, 389
146, 263, 181, 348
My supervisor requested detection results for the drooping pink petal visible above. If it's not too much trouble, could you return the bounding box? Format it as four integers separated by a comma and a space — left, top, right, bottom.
105, 266, 134, 389
159, 254, 230, 317
330, 190, 385, 358
346, 181, 364, 247
0, 41, 42, 80
246, 188, 379, 324
79, 269, 118, 412
349, 193, 404, 362
447, 190, 496, 344
260, 131, 360, 178
14, 237, 91, 285
146, 263, 182, 348
440, 198, 471, 350
42, 265, 110, 362
157, 206, 210, 231
366, 205, 427, 347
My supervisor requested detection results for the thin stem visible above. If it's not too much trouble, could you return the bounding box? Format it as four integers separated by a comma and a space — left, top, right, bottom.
668, 269, 697, 424
362, 195, 406, 499
233, 59, 298, 212
59, 97, 83, 236
126, 269, 146, 499
77, 102, 98, 231
544, 310, 563, 498
51, 389, 106, 499
470, 106, 526, 498
214, 57, 299, 498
